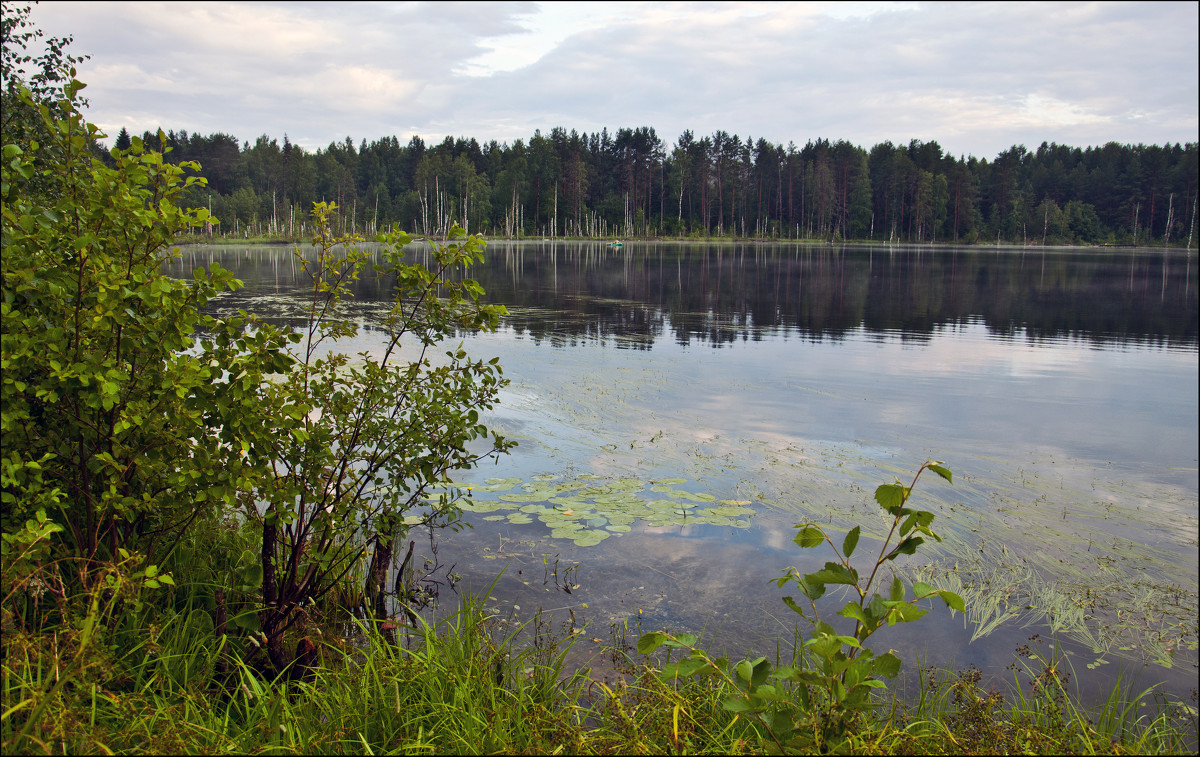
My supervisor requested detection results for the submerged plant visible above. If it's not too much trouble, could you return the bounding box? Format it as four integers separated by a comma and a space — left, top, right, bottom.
638, 459, 964, 752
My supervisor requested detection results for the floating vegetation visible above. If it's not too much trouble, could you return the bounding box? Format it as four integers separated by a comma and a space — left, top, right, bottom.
860, 457, 1200, 672
440, 316, 1198, 676
725, 438, 1198, 672
908, 531, 1198, 669
442, 474, 755, 546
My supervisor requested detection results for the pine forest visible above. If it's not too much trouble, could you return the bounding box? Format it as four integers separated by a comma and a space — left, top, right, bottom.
111, 125, 1197, 246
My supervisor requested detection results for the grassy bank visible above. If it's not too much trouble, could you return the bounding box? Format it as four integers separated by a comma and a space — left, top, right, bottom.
3, 471, 1194, 755
3, 586, 1195, 755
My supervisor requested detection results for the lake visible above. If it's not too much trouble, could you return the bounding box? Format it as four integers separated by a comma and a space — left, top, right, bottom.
169, 239, 1198, 705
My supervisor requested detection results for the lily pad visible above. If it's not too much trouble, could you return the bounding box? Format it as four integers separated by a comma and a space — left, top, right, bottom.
460, 501, 511, 514
444, 477, 521, 493
498, 493, 548, 503
664, 490, 717, 502
572, 531, 611, 547
452, 473, 755, 546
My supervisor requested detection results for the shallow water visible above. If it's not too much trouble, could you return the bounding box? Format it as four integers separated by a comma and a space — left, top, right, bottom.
168, 240, 1199, 704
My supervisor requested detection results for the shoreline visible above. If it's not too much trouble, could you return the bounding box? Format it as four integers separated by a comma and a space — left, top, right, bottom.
172, 233, 1198, 253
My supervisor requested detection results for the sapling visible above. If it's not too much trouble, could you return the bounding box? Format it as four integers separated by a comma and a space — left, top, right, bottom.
638, 459, 964, 752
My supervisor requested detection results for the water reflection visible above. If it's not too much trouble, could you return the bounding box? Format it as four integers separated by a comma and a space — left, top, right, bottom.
167, 241, 1198, 351
471, 241, 1198, 350
165, 241, 1198, 705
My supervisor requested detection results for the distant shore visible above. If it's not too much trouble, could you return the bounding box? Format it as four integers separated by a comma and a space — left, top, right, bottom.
173, 232, 1194, 253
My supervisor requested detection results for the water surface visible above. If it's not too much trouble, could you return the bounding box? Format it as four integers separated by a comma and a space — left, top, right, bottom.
169, 240, 1198, 703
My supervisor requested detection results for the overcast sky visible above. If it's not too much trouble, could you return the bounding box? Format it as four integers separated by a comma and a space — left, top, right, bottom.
26, 1, 1200, 159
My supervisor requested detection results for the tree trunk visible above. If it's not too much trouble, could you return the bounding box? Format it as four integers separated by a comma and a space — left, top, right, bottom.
260, 517, 287, 672
368, 536, 393, 620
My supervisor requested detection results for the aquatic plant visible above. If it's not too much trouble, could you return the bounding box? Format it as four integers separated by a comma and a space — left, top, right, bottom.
451, 474, 754, 546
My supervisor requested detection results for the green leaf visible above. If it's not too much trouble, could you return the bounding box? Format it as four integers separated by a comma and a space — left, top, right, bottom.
798, 578, 827, 601
874, 483, 906, 514
885, 601, 927, 625
735, 657, 771, 690
721, 698, 760, 713
637, 631, 668, 655
238, 563, 263, 590
843, 656, 873, 688
838, 602, 868, 625
885, 536, 924, 561
771, 667, 824, 686
872, 651, 902, 679
749, 658, 772, 689
842, 525, 860, 558
793, 525, 825, 548
232, 612, 261, 633
769, 710, 797, 738
781, 596, 808, 617
830, 677, 847, 703
660, 657, 710, 680
867, 594, 889, 625
938, 590, 966, 613
736, 659, 754, 684
671, 633, 698, 647
927, 463, 953, 484
807, 562, 858, 586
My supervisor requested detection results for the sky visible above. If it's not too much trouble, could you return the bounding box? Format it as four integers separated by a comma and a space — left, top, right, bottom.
25, 1, 1200, 160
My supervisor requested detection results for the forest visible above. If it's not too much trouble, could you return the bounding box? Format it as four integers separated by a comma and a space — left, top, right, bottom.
115, 124, 1198, 246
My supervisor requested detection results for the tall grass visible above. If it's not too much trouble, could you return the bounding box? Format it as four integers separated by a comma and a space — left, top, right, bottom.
3, 565, 1195, 755
883, 648, 1198, 755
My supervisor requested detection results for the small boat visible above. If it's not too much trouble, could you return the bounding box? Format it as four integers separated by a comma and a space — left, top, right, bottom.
608, 240, 623, 248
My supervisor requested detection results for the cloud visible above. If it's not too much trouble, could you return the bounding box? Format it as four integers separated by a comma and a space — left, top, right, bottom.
27, 1, 1198, 157
138, 3, 332, 58
1017, 93, 1112, 129
85, 63, 176, 93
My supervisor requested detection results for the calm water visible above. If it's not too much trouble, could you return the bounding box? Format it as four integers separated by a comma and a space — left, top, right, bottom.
169, 240, 1199, 704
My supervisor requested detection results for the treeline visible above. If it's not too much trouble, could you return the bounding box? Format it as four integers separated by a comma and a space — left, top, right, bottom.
118, 124, 1199, 246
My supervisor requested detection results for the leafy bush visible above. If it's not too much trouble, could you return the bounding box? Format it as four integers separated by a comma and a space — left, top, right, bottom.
2, 62, 511, 674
